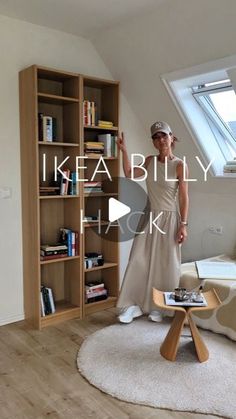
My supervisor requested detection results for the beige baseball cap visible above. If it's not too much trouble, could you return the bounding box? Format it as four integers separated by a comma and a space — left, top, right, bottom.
150, 121, 172, 138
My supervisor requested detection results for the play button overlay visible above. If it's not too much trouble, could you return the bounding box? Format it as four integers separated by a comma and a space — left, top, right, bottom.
85, 176, 150, 243
108, 197, 131, 222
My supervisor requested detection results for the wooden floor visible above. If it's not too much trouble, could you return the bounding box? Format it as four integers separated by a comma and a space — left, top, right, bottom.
0, 309, 221, 419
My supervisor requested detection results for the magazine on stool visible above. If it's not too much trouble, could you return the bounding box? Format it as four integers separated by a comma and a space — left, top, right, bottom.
164, 292, 207, 307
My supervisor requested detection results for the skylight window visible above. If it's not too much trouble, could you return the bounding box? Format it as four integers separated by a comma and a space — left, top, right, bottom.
161, 56, 236, 176
192, 82, 236, 160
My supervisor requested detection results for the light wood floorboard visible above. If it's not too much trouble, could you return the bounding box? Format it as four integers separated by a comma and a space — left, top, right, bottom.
0, 309, 222, 419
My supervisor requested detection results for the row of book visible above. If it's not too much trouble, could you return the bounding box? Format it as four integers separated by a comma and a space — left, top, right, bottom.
84, 252, 104, 269
40, 171, 79, 196
85, 281, 108, 304
38, 113, 57, 142
97, 120, 114, 129
40, 178, 116, 196
60, 170, 79, 195
41, 281, 108, 316
83, 100, 96, 126
40, 286, 55, 316
84, 141, 104, 157
83, 101, 115, 129
84, 181, 102, 193
223, 159, 236, 173
84, 134, 117, 157
40, 228, 79, 261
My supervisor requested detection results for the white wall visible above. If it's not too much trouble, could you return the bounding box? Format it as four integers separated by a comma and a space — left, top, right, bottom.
92, 0, 236, 266
0, 14, 115, 325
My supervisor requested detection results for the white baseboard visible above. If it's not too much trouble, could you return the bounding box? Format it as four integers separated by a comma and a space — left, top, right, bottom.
0, 313, 25, 326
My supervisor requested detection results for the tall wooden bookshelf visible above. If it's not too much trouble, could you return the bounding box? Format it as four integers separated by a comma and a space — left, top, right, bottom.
19, 65, 120, 329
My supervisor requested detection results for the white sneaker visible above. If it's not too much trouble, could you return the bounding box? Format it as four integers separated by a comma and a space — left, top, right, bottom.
148, 310, 163, 322
118, 305, 143, 324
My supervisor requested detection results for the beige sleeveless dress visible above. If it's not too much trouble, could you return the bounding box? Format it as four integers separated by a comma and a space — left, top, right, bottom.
117, 155, 182, 313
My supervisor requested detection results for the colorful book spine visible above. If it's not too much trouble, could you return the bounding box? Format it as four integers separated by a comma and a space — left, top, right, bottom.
43, 116, 53, 142
60, 169, 70, 195
71, 232, 76, 257
67, 230, 72, 256
83, 100, 96, 126
41, 287, 56, 315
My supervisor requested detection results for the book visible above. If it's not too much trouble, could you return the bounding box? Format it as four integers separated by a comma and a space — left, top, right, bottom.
59, 228, 72, 256
41, 287, 52, 314
84, 181, 102, 187
47, 288, 56, 313
86, 289, 107, 299
40, 291, 45, 316
98, 134, 112, 157
38, 113, 43, 141
84, 253, 104, 269
195, 260, 236, 279
91, 101, 95, 126
43, 116, 53, 142
84, 188, 103, 193
86, 294, 108, 304
40, 253, 68, 261
86, 282, 105, 291
41, 244, 68, 252
86, 287, 105, 295
69, 172, 79, 195
41, 287, 56, 314
60, 169, 70, 195
39, 186, 60, 196
83, 100, 91, 125
164, 292, 207, 307
111, 135, 118, 157
98, 120, 113, 126
71, 231, 76, 257
52, 117, 57, 140
83, 216, 98, 221
40, 249, 68, 256
223, 166, 236, 173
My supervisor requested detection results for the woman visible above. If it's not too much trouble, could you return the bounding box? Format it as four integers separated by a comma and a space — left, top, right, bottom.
117, 121, 189, 323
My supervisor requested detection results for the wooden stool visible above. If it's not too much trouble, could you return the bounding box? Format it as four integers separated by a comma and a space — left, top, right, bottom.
153, 288, 222, 362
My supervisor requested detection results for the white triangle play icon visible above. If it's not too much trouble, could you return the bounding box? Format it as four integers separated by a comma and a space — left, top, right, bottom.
108, 197, 131, 222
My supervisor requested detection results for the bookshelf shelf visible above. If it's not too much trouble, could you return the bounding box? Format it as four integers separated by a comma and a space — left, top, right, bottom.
84, 155, 117, 160
84, 192, 118, 198
39, 195, 80, 200
41, 301, 81, 328
20, 64, 119, 329
38, 92, 79, 104
84, 221, 109, 228
84, 297, 117, 316
38, 141, 79, 147
85, 262, 118, 272
40, 255, 80, 265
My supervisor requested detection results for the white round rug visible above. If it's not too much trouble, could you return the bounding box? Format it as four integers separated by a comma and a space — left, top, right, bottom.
77, 319, 236, 418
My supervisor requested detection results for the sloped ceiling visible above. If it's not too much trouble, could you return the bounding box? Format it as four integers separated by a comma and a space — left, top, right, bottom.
0, 0, 165, 38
